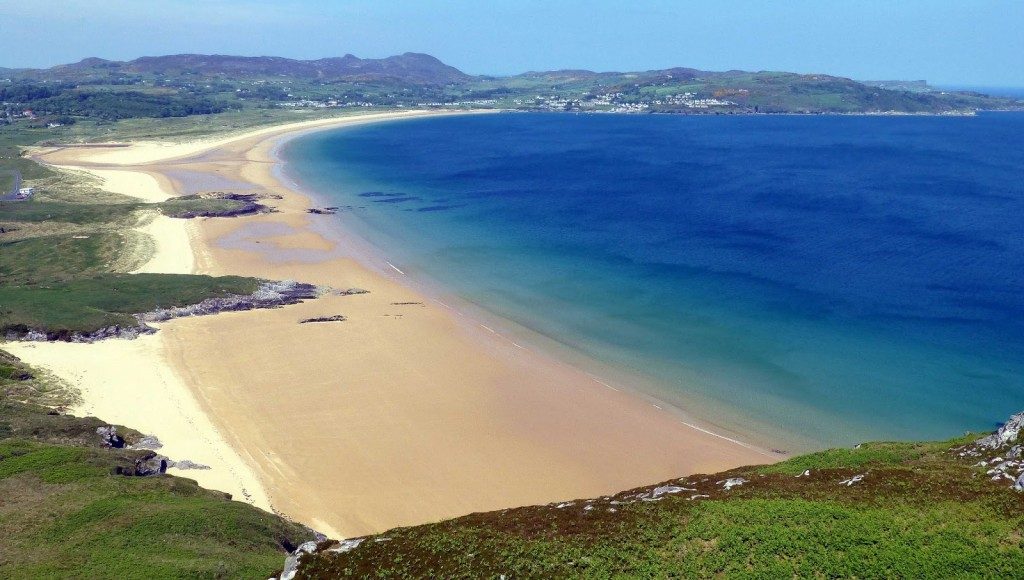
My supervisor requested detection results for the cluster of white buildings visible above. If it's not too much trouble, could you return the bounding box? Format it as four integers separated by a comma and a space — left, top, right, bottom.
605, 102, 651, 113
415, 99, 497, 108
278, 99, 377, 108
522, 91, 737, 113
653, 92, 737, 108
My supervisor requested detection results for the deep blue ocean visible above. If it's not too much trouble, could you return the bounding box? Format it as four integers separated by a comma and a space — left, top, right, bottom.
284, 112, 1024, 450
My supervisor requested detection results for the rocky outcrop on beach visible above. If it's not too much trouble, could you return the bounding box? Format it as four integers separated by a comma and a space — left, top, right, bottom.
116, 451, 171, 477
172, 459, 211, 470
96, 426, 126, 448
163, 191, 280, 219
306, 206, 340, 215
95, 426, 210, 474
141, 279, 319, 323
3, 280, 320, 343
299, 315, 346, 323
132, 435, 163, 450
3, 324, 156, 343
333, 287, 369, 296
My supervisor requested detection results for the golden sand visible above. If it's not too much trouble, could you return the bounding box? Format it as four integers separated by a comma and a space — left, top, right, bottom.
18, 110, 776, 538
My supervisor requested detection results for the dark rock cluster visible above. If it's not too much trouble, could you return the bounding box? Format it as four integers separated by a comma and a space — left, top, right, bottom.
299, 315, 346, 324
306, 207, 340, 215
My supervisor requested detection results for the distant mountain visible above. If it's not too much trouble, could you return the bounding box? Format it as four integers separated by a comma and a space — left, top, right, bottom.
29, 52, 472, 85
2, 53, 1020, 119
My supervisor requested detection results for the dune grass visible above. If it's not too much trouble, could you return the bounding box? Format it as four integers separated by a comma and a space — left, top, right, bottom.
0, 233, 131, 285
0, 200, 139, 225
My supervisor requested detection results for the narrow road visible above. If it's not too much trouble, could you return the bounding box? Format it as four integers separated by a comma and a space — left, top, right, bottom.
0, 169, 23, 200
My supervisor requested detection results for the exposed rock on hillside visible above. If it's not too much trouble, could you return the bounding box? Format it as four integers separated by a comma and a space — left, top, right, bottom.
975, 412, 1024, 449
954, 412, 1024, 489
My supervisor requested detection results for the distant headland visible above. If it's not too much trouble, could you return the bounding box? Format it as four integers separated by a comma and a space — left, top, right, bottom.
2, 53, 1021, 127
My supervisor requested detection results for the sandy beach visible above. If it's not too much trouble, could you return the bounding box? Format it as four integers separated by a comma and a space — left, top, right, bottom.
12, 110, 777, 538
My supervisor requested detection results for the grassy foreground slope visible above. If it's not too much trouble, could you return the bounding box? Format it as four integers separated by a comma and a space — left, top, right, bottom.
0, 352, 315, 579
298, 434, 1024, 578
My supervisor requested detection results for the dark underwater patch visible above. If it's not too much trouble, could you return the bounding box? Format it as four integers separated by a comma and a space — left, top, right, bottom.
413, 204, 464, 212
372, 196, 420, 203
358, 191, 410, 198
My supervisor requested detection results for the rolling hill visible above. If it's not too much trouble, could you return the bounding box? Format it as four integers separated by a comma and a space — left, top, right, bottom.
1, 53, 1020, 121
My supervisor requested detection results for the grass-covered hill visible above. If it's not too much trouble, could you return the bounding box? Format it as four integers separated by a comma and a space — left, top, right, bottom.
295, 424, 1024, 578
1, 53, 1020, 126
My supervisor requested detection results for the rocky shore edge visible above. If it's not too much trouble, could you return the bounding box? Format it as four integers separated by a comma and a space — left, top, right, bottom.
3, 280, 320, 342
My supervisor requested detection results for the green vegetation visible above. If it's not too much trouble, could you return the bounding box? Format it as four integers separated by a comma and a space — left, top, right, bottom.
0, 353, 313, 578
755, 437, 972, 476
0, 440, 307, 578
28, 90, 237, 120
0, 200, 138, 224
157, 194, 263, 219
0, 273, 260, 337
298, 436, 1024, 578
0, 164, 271, 339
0, 190, 263, 339
0, 233, 131, 285
0, 170, 14, 194
1, 197, 261, 231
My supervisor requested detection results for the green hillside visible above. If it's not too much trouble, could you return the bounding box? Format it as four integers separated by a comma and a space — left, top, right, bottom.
295, 424, 1024, 578
1, 53, 1020, 131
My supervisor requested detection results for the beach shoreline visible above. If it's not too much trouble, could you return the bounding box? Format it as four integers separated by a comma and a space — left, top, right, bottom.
13, 110, 781, 538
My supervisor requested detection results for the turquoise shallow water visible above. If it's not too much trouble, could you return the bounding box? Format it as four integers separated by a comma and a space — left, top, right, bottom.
282, 112, 1024, 451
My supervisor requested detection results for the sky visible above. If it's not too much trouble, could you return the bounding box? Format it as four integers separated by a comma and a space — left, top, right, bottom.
1, 0, 1022, 86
